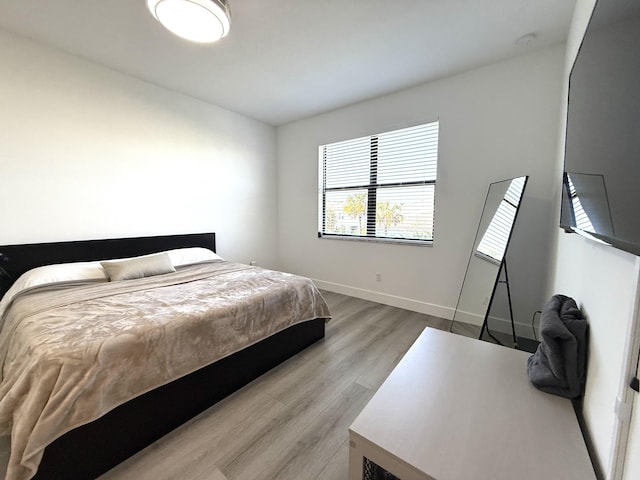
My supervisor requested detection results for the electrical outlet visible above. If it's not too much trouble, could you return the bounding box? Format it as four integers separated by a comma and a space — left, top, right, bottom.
376, 272, 382, 282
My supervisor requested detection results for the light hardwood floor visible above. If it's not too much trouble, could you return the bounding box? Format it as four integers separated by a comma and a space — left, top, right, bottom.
0, 292, 479, 480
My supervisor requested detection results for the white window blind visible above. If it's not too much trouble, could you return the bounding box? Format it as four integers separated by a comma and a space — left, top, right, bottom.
476, 176, 526, 262
318, 122, 439, 243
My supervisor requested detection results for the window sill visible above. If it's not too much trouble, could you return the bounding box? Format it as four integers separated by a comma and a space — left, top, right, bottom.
318, 234, 433, 247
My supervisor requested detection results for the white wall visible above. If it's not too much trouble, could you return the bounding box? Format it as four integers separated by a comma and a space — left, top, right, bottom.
549, 0, 640, 478
0, 29, 278, 267
277, 46, 565, 333
624, 359, 640, 479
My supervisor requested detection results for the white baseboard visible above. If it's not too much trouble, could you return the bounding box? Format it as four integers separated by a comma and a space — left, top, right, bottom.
313, 279, 454, 320
449, 309, 484, 326
313, 279, 537, 341
484, 315, 537, 340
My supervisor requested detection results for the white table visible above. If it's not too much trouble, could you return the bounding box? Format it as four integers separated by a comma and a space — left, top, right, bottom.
348, 327, 596, 480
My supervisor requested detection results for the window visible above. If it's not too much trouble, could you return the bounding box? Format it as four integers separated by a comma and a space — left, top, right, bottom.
318, 121, 439, 244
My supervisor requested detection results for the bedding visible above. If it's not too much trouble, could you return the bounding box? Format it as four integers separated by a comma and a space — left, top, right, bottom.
0, 248, 223, 325
0, 256, 330, 480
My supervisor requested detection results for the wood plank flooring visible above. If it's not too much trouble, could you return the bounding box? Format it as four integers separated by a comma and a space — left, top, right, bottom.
0, 291, 480, 480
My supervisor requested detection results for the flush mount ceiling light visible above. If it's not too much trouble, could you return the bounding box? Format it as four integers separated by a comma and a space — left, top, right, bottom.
147, 0, 231, 43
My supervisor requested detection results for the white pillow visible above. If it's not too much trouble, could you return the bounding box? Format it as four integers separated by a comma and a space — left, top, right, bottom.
95, 247, 220, 281
0, 247, 222, 318
0, 261, 108, 322
101, 252, 176, 282
165, 247, 222, 266
7, 261, 107, 292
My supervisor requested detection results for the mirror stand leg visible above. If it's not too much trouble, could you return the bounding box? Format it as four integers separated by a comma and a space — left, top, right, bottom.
479, 259, 519, 348
502, 260, 518, 348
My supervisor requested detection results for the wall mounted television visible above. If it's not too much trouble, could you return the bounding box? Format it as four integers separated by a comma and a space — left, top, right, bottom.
561, 0, 640, 256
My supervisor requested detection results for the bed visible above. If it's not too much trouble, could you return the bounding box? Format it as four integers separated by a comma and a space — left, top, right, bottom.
0, 233, 330, 480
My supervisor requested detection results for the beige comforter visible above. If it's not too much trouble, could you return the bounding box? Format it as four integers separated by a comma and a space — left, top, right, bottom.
0, 261, 330, 480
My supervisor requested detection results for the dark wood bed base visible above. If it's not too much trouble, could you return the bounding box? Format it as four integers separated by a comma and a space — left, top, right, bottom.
38, 318, 325, 479
0, 233, 325, 479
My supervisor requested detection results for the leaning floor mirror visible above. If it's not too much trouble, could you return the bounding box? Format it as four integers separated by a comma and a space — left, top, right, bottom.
450, 175, 528, 348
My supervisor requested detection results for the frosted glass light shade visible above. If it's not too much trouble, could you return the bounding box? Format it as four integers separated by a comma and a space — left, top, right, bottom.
147, 0, 231, 43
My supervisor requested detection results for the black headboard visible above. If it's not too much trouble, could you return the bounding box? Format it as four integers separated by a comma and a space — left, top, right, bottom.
0, 232, 216, 298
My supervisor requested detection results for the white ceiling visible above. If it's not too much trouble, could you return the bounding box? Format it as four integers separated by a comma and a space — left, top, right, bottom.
0, 0, 576, 126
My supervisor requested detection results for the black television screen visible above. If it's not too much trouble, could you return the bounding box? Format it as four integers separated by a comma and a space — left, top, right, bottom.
561, 0, 640, 255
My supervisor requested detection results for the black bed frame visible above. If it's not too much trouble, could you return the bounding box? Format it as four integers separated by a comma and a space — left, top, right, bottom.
0, 233, 325, 479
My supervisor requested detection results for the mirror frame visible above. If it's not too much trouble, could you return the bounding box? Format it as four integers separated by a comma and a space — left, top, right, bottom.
450, 175, 529, 346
